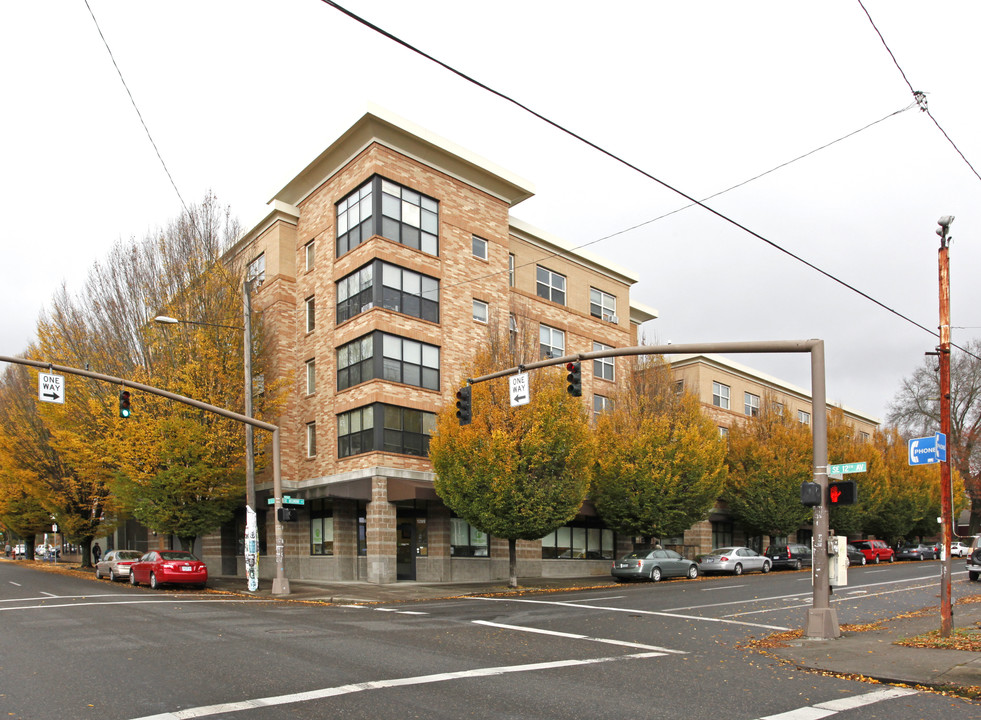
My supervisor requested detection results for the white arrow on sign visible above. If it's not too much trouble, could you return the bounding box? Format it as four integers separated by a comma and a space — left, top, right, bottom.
38, 373, 65, 404
509, 372, 530, 407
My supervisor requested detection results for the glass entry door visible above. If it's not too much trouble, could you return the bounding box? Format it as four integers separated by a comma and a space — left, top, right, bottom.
396, 521, 416, 580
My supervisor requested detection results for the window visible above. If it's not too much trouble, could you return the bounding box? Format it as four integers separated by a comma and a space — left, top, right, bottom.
539, 324, 565, 359
712, 381, 730, 409
590, 288, 616, 321
338, 404, 436, 458
336, 180, 373, 257
712, 521, 734, 548
773, 402, 785, 414
336, 261, 439, 325
593, 341, 614, 381
337, 332, 440, 392
472, 235, 488, 260
306, 422, 317, 457
719, 426, 729, 439
380, 178, 439, 255
305, 297, 315, 333
536, 266, 566, 305
450, 518, 489, 557
593, 394, 613, 418
472, 299, 488, 323
305, 240, 315, 271
859, 431, 870, 442
247, 254, 265, 286
309, 499, 333, 555
674, 380, 685, 395
798, 410, 811, 425
540, 517, 615, 560
336, 176, 439, 258
744, 392, 760, 417
508, 253, 515, 287
305, 359, 316, 395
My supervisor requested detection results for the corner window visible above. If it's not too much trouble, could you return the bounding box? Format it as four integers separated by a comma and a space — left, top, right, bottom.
337, 332, 440, 392
305, 240, 315, 272
472, 235, 488, 260
336, 181, 373, 257
336, 176, 439, 258
336, 261, 439, 325
539, 324, 565, 359
712, 381, 730, 410
305, 359, 316, 395
744, 392, 760, 417
305, 297, 316, 333
338, 404, 436, 459
536, 266, 566, 305
590, 288, 616, 321
593, 341, 614, 381
473, 299, 489, 323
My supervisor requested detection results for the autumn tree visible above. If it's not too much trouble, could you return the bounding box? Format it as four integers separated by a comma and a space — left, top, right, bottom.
430, 321, 594, 588
724, 397, 813, 538
889, 339, 981, 532
592, 356, 727, 544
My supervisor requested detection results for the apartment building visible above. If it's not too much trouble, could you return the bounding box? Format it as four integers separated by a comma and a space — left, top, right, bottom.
219, 109, 656, 583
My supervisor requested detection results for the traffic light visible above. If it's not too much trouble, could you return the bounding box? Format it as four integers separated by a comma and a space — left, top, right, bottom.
566, 362, 582, 397
828, 480, 857, 506
800, 481, 821, 507
277, 507, 298, 522
455, 385, 472, 426
119, 391, 131, 418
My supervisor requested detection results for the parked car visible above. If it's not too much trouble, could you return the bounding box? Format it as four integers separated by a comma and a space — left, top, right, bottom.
129, 550, 208, 590
764, 543, 812, 571
611, 548, 699, 582
894, 544, 937, 561
951, 541, 971, 558
698, 547, 771, 576
95, 549, 143, 581
845, 544, 867, 566
966, 536, 981, 581
852, 540, 894, 564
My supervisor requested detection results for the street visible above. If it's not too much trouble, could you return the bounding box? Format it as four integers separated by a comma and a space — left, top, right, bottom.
1, 561, 978, 719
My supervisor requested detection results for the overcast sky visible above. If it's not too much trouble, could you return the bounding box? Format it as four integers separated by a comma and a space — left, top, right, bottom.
2, 1, 979, 422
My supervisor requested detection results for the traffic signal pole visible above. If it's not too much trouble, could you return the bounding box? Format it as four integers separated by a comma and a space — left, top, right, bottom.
0, 354, 291, 596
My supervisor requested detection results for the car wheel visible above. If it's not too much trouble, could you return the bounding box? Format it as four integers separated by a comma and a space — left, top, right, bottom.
687, 565, 698, 580
150, 572, 159, 590
109, 569, 117, 581
733, 563, 743, 576
888, 554, 895, 563
972, 549, 981, 565
761, 561, 771, 574
792, 559, 801, 571
95, 567, 103, 580
873, 555, 880, 564
860, 556, 866, 566
130, 571, 138, 586
650, 567, 662, 582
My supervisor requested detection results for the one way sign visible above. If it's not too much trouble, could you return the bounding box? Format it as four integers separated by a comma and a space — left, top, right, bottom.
38, 372, 65, 404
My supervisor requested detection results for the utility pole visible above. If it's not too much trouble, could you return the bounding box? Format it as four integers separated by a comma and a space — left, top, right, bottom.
937, 215, 954, 637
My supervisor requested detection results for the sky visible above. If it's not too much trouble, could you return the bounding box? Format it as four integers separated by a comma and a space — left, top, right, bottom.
2, 1, 979, 422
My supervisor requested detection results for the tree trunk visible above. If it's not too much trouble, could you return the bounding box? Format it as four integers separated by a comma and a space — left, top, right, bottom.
508, 538, 518, 589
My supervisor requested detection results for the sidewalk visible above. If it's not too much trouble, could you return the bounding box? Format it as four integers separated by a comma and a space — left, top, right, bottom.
208, 574, 981, 695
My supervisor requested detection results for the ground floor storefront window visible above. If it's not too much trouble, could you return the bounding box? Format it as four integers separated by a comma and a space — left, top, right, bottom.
541, 517, 615, 560
450, 517, 489, 556
310, 499, 334, 555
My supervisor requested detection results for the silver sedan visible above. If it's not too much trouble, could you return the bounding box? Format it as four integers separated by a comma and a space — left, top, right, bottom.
95, 549, 143, 581
698, 547, 771, 576
612, 549, 700, 582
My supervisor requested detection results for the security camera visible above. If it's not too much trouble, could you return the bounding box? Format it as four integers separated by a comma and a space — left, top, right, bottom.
938, 215, 955, 229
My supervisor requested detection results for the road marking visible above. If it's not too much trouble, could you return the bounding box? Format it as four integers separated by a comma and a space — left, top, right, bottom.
128, 652, 664, 719
0, 598, 265, 612
573, 595, 625, 602
466, 596, 789, 631
667, 591, 809, 611
703, 584, 746, 591
473, 620, 686, 654
40, 591, 57, 597
8, 581, 21, 587
724, 582, 938, 618
754, 687, 917, 719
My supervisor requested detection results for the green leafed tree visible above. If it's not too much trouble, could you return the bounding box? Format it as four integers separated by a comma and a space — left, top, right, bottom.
429, 323, 594, 588
592, 356, 727, 543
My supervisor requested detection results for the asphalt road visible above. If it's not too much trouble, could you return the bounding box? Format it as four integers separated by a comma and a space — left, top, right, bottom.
2, 561, 979, 720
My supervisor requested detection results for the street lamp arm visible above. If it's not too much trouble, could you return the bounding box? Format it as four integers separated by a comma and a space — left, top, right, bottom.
153, 315, 243, 331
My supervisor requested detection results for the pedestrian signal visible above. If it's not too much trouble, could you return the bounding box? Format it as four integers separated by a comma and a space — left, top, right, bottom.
828, 480, 857, 505
800, 481, 821, 507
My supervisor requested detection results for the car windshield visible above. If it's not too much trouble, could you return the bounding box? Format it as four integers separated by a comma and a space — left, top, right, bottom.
159, 551, 197, 561
709, 548, 735, 555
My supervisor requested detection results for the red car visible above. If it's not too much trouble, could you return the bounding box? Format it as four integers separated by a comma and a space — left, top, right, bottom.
129, 550, 208, 590
852, 540, 895, 564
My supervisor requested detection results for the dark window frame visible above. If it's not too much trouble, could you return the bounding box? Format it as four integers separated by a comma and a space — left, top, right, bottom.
336, 260, 440, 325
336, 175, 439, 259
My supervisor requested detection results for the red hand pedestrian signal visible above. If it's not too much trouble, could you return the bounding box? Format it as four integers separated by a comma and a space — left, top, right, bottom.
827, 480, 857, 505
829, 485, 841, 503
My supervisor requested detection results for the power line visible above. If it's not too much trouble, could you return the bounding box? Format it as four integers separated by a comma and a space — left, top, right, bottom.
856, 0, 981, 184
319, 1, 943, 343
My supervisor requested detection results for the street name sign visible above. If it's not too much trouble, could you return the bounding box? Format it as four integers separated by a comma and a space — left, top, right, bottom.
828, 462, 866, 476
267, 495, 305, 506
509, 372, 530, 407
908, 433, 947, 465
38, 373, 65, 404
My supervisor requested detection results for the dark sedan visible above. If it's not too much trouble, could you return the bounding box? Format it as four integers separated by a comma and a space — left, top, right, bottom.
612, 549, 699, 582
846, 544, 867, 566
895, 544, 937, 561
130, 550, 208, 590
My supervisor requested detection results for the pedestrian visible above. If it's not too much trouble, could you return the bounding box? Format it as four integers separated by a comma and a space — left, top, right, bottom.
3, 543, 10, 558
92, 542, 102, 565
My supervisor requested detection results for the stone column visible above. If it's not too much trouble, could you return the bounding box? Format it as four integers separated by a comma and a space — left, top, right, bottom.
366, 476, 396, 584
